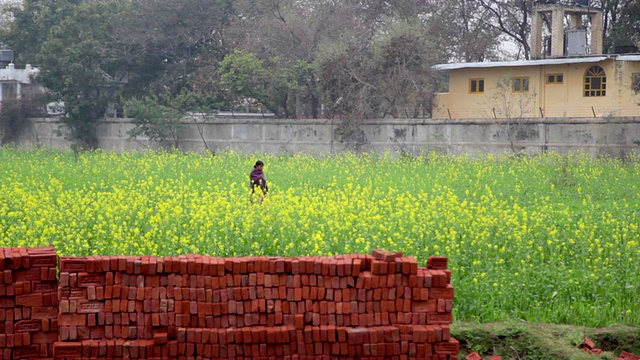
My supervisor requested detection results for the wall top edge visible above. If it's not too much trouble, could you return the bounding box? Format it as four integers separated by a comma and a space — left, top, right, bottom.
31, 116, 640, 126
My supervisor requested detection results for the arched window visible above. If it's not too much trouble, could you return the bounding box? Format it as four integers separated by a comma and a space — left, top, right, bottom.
584, 66, 606, 97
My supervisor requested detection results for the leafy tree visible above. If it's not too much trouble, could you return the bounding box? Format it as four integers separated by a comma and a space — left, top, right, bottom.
606, 1, 640, 52
217, 49, 313, 117
126, 89, 220, 151
218, 50, 268, 110
1, 0, 73, 63
370, 22, 443, 118
44, 1, 133, 148
2, 0, 233, 149
315, 37, 374, 119
229, 0, 374, 118
117, 0, 234, 95
3, 0, 134, 148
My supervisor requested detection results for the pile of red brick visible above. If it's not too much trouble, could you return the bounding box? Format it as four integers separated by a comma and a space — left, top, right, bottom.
0, 246, 458, 359
53, 249, 458, 359
0, 246, 59, 359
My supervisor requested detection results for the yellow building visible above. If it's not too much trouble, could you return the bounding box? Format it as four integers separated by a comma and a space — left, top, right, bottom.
431, 3, 640, 119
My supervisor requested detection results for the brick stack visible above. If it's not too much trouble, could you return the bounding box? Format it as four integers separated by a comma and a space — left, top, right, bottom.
0, 245, 59, 360
54, 249, 458, 359
55, 255, 172, 359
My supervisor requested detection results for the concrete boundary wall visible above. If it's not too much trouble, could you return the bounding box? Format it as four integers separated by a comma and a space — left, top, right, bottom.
0, 246, 459, 360
12, 116, 640, 158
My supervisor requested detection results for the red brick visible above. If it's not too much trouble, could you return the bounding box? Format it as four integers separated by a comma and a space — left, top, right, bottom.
466, 351, 483, 360
12, 344, 40, 358
59, 257, 86, 273
620, 350, 640, 360
434, 338, 460, 355
425, 311, 452, 325
580, 337, 595, 350
16, 293, 43, 307
429, 284, 455, 299
54, 341, 83, 358
427, 256, 449, 270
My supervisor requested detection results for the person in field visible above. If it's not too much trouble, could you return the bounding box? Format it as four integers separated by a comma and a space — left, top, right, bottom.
249, 160, 268, 203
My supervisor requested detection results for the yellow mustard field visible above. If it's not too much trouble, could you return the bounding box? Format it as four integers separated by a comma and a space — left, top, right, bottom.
1, 148, 639, 327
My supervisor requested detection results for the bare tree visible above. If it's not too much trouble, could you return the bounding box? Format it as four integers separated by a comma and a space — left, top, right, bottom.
427, 0, 504, 62
489, 75, 537, 152
229, 0, 374, 118
476, 0, 534, 60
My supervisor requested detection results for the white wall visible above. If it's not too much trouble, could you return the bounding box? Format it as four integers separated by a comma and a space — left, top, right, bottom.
12, 116, 640, 159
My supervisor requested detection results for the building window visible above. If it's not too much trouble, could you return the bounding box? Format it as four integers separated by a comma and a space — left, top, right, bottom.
632, 73, 640, 94
512, 77, 530, 92
469, 79, 484, 94
546, 73, 564, 84
1, 83, 17, 101
584, 66, 606, 97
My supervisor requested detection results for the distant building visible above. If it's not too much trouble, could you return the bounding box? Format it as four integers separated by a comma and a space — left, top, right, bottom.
431, 2, 640, 119
0, 63, 44, 105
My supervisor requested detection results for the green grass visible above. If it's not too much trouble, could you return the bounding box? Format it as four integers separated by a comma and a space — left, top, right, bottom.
1, 148, 639, 328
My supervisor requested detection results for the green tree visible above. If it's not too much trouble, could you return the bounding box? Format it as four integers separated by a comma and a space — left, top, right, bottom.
39, 0, 134, 148
125, 92, 185, 150
314, 38, 374, 119
370, 22, 443, 118
1, 0, 73, 63
126, 89, 219, 152
2, 0, 135, 148
218, 50, 268, 111
2, 0, 233, 148
117, 0, 234, 96
607, 1, 640, 52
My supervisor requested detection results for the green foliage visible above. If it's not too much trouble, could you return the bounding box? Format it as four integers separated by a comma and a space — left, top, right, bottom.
370, 21, 441, 118
260, 57, 314, 117
125, 92, 186, 149
219, 49, 268, 107
607, 2, 640, 52
26, 0, 133, 148
217, 50, 314, 116
1, 0, 70, 62
314, 37, 372, 118
2, 0, 231, 148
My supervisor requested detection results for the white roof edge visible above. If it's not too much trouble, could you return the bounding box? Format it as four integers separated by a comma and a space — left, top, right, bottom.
618, 55, 640, 61
431, 56, 613, 71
